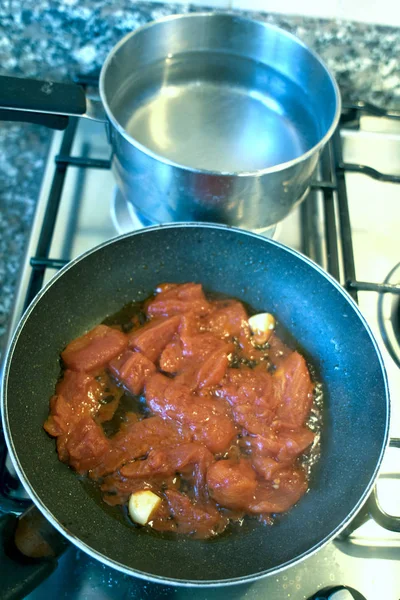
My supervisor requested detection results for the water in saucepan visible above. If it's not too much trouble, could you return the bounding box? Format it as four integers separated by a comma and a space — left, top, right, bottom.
111, 51, 321, 172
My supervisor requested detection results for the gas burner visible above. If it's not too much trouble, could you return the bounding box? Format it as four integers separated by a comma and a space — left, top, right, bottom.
110, 186, 279, 238
378, 262, 400, 368
308, 586, 367, 600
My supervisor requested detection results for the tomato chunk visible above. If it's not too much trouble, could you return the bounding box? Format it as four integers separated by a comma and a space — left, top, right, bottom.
129, 316, 180, 362
248, 468, 308, 514
196, 348, 230, 389
65, 417, 110, 474
93, 415, 188, 478
245, 427, 315, 461
146, 283, 211, 318
217, 368, 278, 436
61, 325, 127, 372
109, 350, 156, 395
276, 428, 315, 461
165, 490, 228, 537
207, 459, 257, 510
251, 456, 283, 481
189, 396, 237, 454
120, 443, 214, 489
206, 300, 248, 338
44, 371, 104, 437
274, 352, 314, 429
159, 338, 184, 373
268, 332, 293, 366
43, 370, 118, 465
146, 375, 236, 454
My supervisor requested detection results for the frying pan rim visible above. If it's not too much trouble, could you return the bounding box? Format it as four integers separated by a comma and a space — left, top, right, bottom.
1, 223, 390, 586
99, 12, 342, 177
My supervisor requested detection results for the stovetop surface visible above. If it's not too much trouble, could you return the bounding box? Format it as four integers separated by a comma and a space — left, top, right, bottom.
3, 113, 400, 600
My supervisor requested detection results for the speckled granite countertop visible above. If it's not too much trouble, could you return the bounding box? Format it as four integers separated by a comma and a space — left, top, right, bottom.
0, 0, 399, 358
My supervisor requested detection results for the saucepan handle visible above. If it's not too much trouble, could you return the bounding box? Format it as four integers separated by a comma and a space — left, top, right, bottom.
0, 505, 69, 600
366, 437, 400, 532
0, 76, 87, 130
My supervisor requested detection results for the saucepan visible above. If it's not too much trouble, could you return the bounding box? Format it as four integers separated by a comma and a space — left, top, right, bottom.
1, 224, 396, 596
0, 13, 340, 230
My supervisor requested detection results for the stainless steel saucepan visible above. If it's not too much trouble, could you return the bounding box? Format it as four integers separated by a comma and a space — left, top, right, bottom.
0, 13, 341, 229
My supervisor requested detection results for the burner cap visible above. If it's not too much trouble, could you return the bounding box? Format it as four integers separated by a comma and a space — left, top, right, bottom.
308, 586, 367, 600
378, 262, 400, 368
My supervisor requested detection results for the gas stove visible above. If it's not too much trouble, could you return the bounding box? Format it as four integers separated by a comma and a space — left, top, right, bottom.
1, 80, 400, 599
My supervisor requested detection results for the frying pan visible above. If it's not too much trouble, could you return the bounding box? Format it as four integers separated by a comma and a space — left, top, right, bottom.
1, 224, 390, 587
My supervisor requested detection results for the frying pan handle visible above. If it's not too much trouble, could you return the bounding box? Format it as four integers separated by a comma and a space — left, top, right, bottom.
0, 76, 87, 130
366, 437, 400, 532
0, 505, 69, 600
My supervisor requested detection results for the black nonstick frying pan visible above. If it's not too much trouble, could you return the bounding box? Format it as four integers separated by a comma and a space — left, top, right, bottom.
0, 224, 391, 588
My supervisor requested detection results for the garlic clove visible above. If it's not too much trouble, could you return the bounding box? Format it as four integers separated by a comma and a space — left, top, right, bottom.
248, 313, 276, 345
128, 490, 162, 526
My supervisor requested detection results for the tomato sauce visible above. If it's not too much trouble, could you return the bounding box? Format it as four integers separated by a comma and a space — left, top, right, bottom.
44, 283, 321, 539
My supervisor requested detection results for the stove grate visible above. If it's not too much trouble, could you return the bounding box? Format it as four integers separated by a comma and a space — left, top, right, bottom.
1, 75, 400, 514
